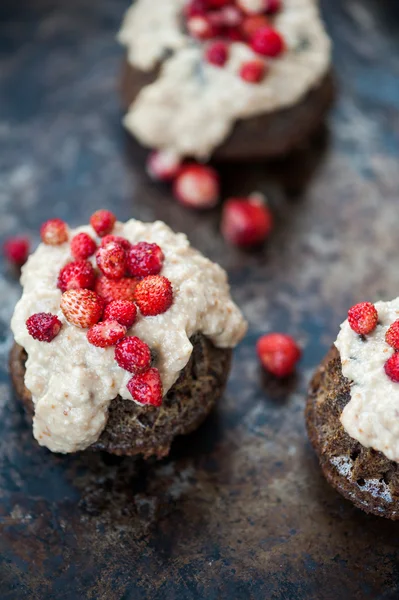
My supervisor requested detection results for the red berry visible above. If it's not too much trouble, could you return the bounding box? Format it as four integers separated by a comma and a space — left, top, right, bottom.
265, 0, 282, 15
60, 289, 104, 329
95, 276, 138, 303
40, 218, 68, 245
386, 320, 399, 350
205, 41, 229, 66
146, 150, 182, 182
57, 260, 96, 293
96, 241, 126, 280
26, 312, 62, 342
225, 27, 246, 41
218, 5, 243, 26
173, 164, 220, 209
184, 0, 208, 18
87, 320, 126, 348
90, 209, 116, 237
240, 59, 267, 83
126, 242, 164, 278
104, 300, 137, 328
347, 302, 378, 335
257, 333, 301, 378
127, 368, 163, 407
221, 196, 273, 247
241, 14, 270, 39
187, 16, 218, 40
135, 275, 173, 317
3, 236, 30, 266
251, 26, 285, 57
115, 336, 152, 373
384, 352, 399, 383
100, 235, 132, 252
70, 232, 97, 260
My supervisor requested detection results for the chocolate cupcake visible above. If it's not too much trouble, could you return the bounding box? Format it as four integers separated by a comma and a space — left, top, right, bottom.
118, 0, 333, 162
10, 212, 247, 457
307, 300, 399, 519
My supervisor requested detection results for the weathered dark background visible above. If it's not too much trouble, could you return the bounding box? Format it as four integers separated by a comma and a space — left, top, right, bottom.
1, 0, 399, 598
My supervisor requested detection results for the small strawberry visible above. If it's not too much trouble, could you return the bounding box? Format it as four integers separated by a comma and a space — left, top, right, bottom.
187, 16, 218, 40
100, 234, 132, 252
96, 241, 126, 280
348, 302, 378, 335
146, 150, 182, 182
173, 164, 220, 210
205, 41, 229, 67
135, 275, 173, 317
240, 59, 267, 83
57, 260, 96, 293
104, 300, 137, 328
87, 320, 126, 348
257, 333, 301, 378
127, 368, 163, 407
126, 242, 164, 278
241, 14, 270, 39
26, 312, 62, 342
3, 236, 30, 266
70, 232, 97, 260
218, 5, 243, 27
40, 218, 68, 245
384, 352, 399, 383
115, 336, 152, 373
95, 276, 138, 303
251, 26, 285, 57
221, 196, 273, 247
386, 320, 399, 350
90, 209, 116, 237
60, 289, 104, 328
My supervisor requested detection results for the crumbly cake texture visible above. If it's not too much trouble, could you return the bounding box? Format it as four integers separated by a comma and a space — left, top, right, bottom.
11, 335, 231, 458
306, 346, 399, 520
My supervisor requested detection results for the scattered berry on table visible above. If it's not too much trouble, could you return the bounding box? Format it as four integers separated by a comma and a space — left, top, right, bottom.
70, 232, 97, 260
173, 164, 220, 209
135, 275, 173, 317
87, 320, 126, 348
3, 236, 30, 266
40, 219, 68, 245
257, 333, 301, 378
90, 209, 116, 237
60, 289, 104, 329
104, 300, 137, 328
26, 312, 62, 342
57, 260, 96, 293
96, 241, 126, 280
221, 195, 273, 247
127, 242, 164, 278
147, 149, 182, 182
348, 302, 378, 335
127, 368, 163, 407
115, 336, 152, 373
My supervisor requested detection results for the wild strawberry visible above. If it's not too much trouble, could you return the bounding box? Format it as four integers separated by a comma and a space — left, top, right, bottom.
265, 0, 282, 15
385, 353, 399, 383
205, 41, 229, 67
146, 149, 182, 182
240, 59, 267, 83
96, 241, 126, 280
251, 26, 285, 57
60, 289, 104, 329
95, 276, 138, 303
100, 235, 132, 252
241, 14, 270, 39
257, 333, 301, 378
187, 16, 218, 40
184, 0, 208, 18
221, 196, 273, 247
40, 218, 68, 245
57, 260, 96, 293
127, 368, 163, 407
386, 320, 399, 350
87, 320, 126, 348
3, 236, 30, 266
26, 312, 62, 342
219, 5, 243, 26
348, 302, 378, 335
115, 336, 152, 373
236, 0, 266, 14
90, 209, 116, 237
126, 242, 164, 278
70, 232, 97, 260
104, 300, 137, 328
173, 164, 220, 209
135, 275, 173, 316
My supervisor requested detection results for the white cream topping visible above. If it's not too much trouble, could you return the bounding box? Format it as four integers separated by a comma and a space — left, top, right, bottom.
11, 219, 247, 454
118, 0, 331, 159
335, 298, 399, 462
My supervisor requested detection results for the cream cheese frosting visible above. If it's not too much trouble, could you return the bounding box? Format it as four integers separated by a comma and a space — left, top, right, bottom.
11, 219, 247, 454
118, 0, 332, 159
335, 298, 399, 462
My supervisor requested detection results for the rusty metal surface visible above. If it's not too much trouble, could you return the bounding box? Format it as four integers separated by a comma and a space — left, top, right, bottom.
1, 0, 399, 598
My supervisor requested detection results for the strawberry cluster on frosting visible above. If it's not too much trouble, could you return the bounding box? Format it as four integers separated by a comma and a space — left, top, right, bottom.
25, 210, 175, 407
348, 301, 399, 383
184, 0, 284, 83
